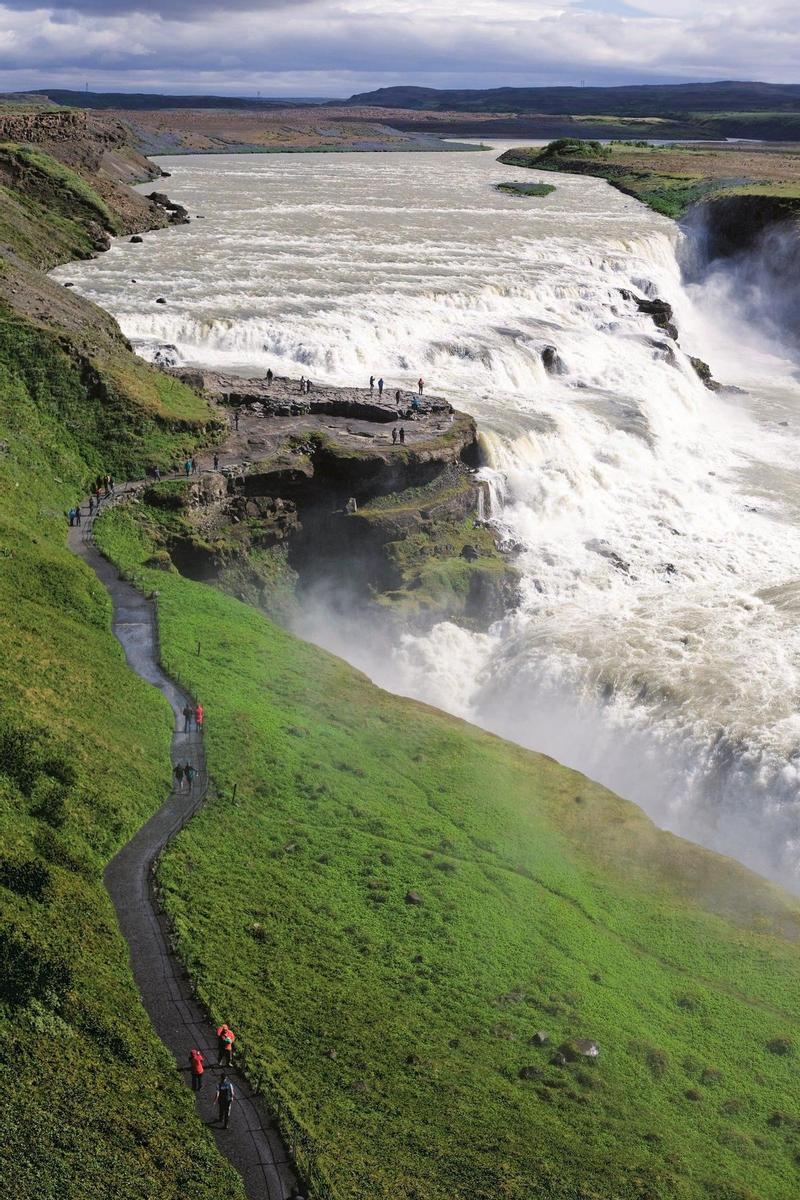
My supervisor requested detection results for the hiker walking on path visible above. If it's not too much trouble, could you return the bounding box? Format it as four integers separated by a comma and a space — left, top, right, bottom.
213, 452, 220, 471
191, 457, 198, 475
369, 375, 375, 392
88, 494, 95, 517
182, 703, 194, 732
216, 1024, 235, 1067
399, 426, 406, 444
234, 410, 240, 431
266, 367, 273, 385
184, 762, 196, 792
392, 428, 398, 444
195, 702, 204, 731
215, 1074, 235, 1129
173, 763, 185, 791
395, 389, 401, 406
74, 504, 81, 526
378, 377, 384, 397
418, 377, 425, 395
184, 458, 192, 478
189, 1048, 204, 1092
299, 375, 306, 393
154, 465, 161, 482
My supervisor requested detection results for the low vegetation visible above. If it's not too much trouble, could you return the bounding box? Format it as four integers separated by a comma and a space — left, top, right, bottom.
499, 140, 800, 220
94, 498, 800, 1200
496, 181, 555, 198
0, 123, 239, 1197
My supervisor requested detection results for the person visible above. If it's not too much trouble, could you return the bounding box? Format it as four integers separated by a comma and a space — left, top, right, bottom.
234, 410, 240, 431
66, 508, 74, 527
399, 426, 405, 444
189, 1048, 204, 1092
391, 428, 398, 445
215, 1074, 235, 1129
184, 459, 191, 478
88, 494, 95, 516
213, 452, 220, 471
191, 457, 198, 475
103, 475, 110, 497
182, 703, 193, 732
154, 465, 161, 482
195, 702, 204, 730
185, 762, 196, 792
306, 378, 312, 393
395, 389, 401, 406
109, 475, 115, 494
266, 367, 273, 385
299, 375, 306, 393
418, 377, 425, 395
378, 377, 384, 397
216, 1024, 235, 1067
174, 763, 185, 791
369, 375, 375, 392
94, 485, 102, 507
74, 503, 81, 526
411, 396, 420, 412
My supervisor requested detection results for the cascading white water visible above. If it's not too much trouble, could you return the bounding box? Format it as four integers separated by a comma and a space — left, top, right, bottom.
54, 146, 800, 888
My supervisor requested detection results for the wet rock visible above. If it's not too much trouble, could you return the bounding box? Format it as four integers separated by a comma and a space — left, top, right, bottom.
689, 355, 721, 390
153, 344, 180, 368
586, 539, 630, 575
155, 297, 167, 305
620, 289, 679, 340
130, 235, 143, 244
405, 890, 424, 906
63, 281, 75, 287
540, 344, 567, 374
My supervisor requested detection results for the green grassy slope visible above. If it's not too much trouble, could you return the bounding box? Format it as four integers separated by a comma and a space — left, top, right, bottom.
0, 133, 242, 1196
96, 502, 800, 1200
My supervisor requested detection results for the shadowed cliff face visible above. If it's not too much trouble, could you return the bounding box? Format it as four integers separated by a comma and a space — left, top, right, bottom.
681, 196, 800, 350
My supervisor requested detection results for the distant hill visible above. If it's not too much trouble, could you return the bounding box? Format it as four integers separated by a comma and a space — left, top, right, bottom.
8, 89, 326, 111
341, 80, 800, 116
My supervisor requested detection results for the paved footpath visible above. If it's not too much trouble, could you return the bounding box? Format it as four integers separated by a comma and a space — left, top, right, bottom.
68, 487, 299, 1200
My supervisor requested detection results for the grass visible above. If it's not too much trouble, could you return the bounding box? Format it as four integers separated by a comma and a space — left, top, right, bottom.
498, 141, 800, 220
496, 182, 556, 198
0, 316, 243, 1198
94, 500, 800, 1200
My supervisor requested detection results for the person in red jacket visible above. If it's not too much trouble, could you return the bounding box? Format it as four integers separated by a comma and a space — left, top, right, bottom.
216, 1023, 235, 1067
195, 702, 204, 730
189, 1047, 204, 1091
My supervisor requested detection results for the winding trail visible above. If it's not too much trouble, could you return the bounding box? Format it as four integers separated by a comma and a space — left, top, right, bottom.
68, 484, 299, 1200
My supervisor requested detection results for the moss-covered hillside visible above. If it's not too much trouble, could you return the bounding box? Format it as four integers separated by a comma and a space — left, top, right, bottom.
95, 498, 800, 1200
0, 121, 238, 1197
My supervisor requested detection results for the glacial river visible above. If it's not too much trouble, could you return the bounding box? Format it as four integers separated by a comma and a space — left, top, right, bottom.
55, 146, 800, 887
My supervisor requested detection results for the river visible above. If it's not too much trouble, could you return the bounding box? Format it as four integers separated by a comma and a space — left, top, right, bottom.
54, 145, 800, 888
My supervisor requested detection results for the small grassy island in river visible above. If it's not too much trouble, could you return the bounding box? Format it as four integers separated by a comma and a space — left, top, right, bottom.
495, 180, 556, 198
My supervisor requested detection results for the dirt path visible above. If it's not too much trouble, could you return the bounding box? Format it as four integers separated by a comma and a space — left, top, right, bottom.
67, 487, 299, 1200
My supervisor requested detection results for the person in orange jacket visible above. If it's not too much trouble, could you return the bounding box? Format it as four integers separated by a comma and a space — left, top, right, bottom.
189, 1047, 204, 1092
195, 702, 204, 730
216, 1023, 235, 1067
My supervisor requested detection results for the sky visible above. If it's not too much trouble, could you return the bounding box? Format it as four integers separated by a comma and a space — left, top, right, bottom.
0, 0, 798, 97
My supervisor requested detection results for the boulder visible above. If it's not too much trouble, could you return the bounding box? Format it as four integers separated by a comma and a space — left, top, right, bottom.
155, 297, 167, 305
559, 1039, 600, 1062
130, 235, 143, 244
540, 344, 567, 374
461, 544, 480, 561
405, 890, 424, 906
518, 1065, 542, 1080
529, 1031, 549, 1046
689, 355, 721, 390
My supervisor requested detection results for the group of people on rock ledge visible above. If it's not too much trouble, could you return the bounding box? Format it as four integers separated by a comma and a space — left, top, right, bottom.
369, 374, 425, 403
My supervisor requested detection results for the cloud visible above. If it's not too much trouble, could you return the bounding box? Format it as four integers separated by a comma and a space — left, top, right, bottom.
0, 0, 798, 95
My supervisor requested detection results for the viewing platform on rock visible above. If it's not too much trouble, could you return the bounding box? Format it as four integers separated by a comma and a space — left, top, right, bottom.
169, 367, 476, 466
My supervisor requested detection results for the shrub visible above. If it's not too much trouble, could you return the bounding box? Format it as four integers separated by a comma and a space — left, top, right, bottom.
0, 856, 51, 901
0, 926, 72, 1008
